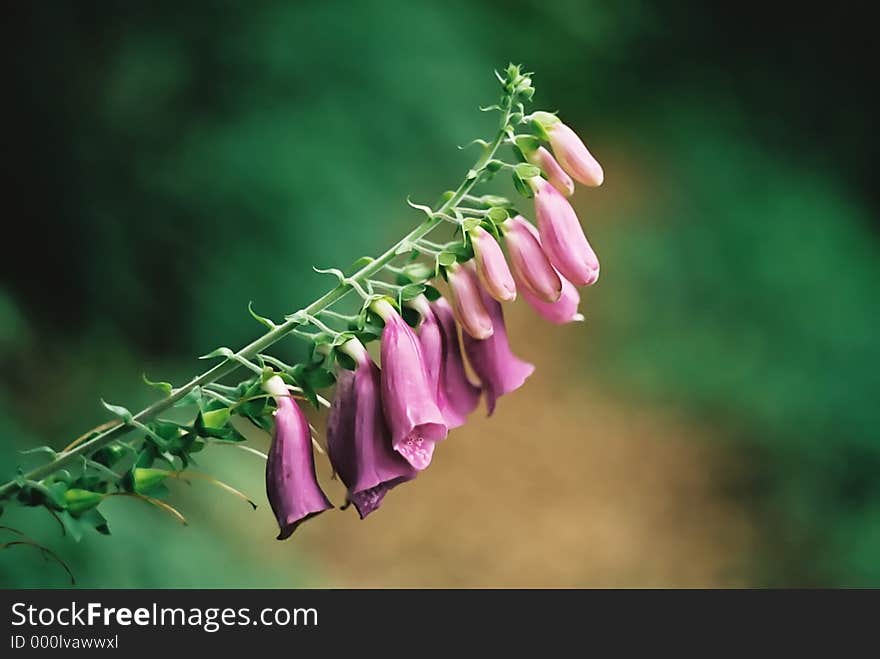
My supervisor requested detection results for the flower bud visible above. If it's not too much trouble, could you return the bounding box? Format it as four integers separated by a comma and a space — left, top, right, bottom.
263, 375, 333, 539
470, 226, 516, 302
371, 300, 448, 470
327, 339, 417, 518
527, 146, 574, 197
502, 215, 562, 303
446, 262, 494, 339
530, 111, 603, 187
529, 176, 600, 287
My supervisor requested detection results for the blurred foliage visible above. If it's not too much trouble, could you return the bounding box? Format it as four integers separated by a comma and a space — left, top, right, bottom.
1, 1, 877, 586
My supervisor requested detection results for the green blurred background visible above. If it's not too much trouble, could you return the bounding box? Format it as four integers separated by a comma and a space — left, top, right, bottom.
2, 1, 877, 587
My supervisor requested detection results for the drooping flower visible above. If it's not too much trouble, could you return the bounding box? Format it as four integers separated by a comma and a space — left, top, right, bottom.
371, 299, 448, 470
462, 287, 535, 415
431, 297, 481, 425
326, 339, 417, 519
470, 225, 516, 303
529, 176, 600, 287
527, 146, 574, 196
530, 111, 603, 187
446, 261, 494, 339
409, 295, 480, 429
502, 215, 562, 303
263, 375, 333, 539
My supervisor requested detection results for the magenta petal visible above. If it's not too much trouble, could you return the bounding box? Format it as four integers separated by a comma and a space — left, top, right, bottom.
430, 298, 481, 427
266, 396, 333, 539
462, 290, 535, 415
471, 226, 516, 302
504, 215, 563, 303
326, 350, 417, 519
376, 305, 448, 470
547, 122, 604, 187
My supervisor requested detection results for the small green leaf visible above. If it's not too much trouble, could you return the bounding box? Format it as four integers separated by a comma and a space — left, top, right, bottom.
487, 207, 509, 223
437, 251, 457, 267
81, 508, 111, 535
461, 217, 481, 233
515, 162, 541, 180
101, 400, 133, 422
248, 301, 276, 329
198, 347, 234, 361
512, 171, 534, 199
400, 283, 426, 301
142, 374, 173, 396
345, 256, 374, 276
201, 408, 230, 430
423, 284, 442, 302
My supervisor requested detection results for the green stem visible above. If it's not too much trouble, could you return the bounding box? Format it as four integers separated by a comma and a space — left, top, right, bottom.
0, 90, 515, 500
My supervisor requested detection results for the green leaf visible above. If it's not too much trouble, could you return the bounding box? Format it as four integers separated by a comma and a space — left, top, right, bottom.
247, 301, 276, 329
345, 256, 374, 276
198, 346, 234, 361
515, 162, 541, 180
334, 350, 357, 371
142, 374, 173, 396
173, 387, 203, 409
101, 400, 133, 423
423, 284, 442, 301
461, 217, 481, 233
437, 251, 457, 267
487, 206, 509, 223
201, 408, 230, 429
81, 508, 111, 536
512, 171, 534, 199
400, 283, 426, 301
397, 261, 433, 283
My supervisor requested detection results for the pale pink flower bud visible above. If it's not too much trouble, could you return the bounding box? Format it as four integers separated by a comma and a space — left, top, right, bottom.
446, 262, 494, 340
502, 215, 562, 303
531, 111, 604, 187
527, 146, 574, 196
470, 225, 516, 302
529, 176, 600, 287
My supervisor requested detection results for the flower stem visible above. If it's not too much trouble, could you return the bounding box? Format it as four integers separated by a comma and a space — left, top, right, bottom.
0, 88, 515, 500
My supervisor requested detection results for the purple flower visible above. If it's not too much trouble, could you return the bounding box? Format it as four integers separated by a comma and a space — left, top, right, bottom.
462, 288, 535, 415
503, 215, 562, 303
527, 146, 574, 196
431, 297, 482, 425
263, 375, 333, 539
529, 176, 600, 287
410, 295, 480, 428
372, 299, 448, 470
470, 225, 516, 302
326, 339, 417, 519
447, 262, 494, 339
530, 111, 604, 187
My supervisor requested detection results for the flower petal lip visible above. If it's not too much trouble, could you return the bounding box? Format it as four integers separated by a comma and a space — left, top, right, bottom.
470, 225, 516, 302
372, 300, 448, 470
462, 289, 535, 415
326, 340, 416, 519
519, 273, 584, 324
530, 176, 600, 287
408, 295, 453, 433
547, 122, 604, 187
503, 215, 562, 303
426, 297, 481, 428
446, 262, 494, 339
527, 146, 574, 197
263, 375, 333, 539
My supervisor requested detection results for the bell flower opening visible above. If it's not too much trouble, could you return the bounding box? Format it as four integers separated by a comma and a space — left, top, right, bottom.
371, 299, 448, 470
262, 375, 333, 539
326, 339, 417, 519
